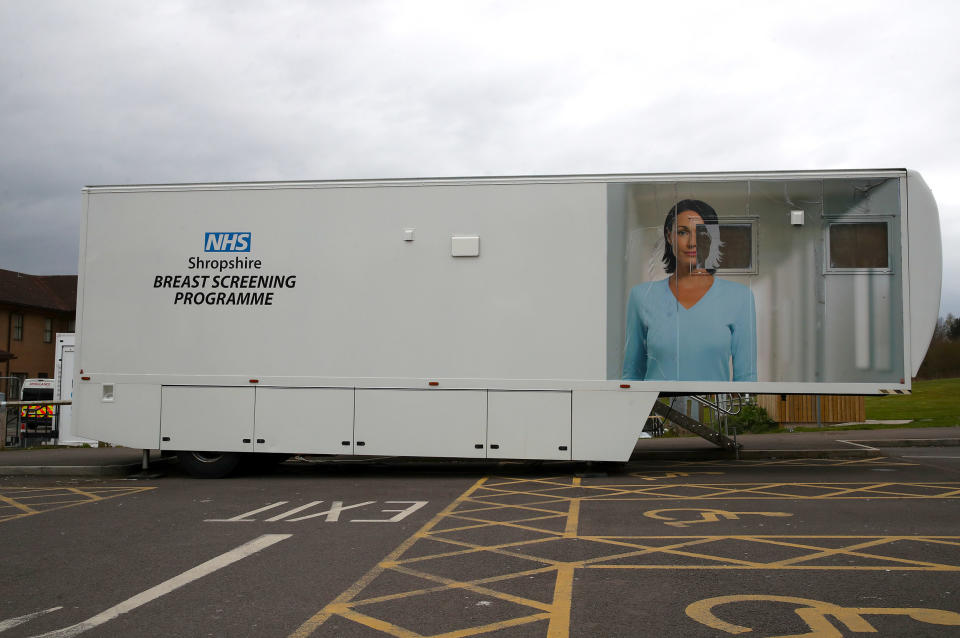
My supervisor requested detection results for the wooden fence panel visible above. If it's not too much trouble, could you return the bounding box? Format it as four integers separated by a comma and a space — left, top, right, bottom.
755, 394, 865, 425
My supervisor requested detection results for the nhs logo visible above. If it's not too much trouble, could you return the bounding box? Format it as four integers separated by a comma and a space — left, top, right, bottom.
204, 232, 251, 252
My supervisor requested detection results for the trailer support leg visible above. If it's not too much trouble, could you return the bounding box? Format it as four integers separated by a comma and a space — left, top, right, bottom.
142, 449, 149, 471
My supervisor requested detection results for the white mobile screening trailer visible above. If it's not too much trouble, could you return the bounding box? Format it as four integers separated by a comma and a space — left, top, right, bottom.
74, 170, 942, 476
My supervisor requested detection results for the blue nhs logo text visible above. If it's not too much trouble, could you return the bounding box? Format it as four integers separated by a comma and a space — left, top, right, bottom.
204, 232, 251, 252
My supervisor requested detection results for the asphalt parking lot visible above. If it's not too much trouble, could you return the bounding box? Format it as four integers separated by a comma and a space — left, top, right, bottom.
1, 451, 959, 637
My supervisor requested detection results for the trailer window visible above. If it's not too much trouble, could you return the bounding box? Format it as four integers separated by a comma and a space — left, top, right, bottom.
827, 221, 889, 271
715, 222, 755, 273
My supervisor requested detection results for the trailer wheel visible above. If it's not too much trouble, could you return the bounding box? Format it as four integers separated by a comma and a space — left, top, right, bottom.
177, 451, 242, 478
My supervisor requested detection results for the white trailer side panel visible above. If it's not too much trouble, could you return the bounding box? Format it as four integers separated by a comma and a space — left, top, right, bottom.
79, 183, 607, 381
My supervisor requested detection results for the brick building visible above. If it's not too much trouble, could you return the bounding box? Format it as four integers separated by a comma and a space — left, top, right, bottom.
0, 269, 77, 395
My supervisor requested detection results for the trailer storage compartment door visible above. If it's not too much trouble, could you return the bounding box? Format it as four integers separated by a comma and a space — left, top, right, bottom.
160, 386, 255, 453
253, 387, 354, 454
354, 389, 486, 458
487, 391, 571, 460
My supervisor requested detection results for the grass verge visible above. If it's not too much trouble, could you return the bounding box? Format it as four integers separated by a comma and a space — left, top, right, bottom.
791, 378, 960, 432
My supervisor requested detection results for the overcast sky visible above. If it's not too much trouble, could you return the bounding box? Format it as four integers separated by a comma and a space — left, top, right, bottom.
2, 0, 958, 316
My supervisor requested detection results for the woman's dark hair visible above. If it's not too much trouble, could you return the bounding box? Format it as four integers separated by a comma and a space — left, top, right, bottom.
662, 198, 720, 274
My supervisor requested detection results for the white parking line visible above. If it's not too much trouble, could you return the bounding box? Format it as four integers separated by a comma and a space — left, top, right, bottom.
901, 456, 960, 459
838, 440, 879, 450
29, 534, 291, 638
0, 608, 61, 633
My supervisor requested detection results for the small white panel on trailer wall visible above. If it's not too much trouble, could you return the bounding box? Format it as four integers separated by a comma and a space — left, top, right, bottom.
160, 386, 255, 453
354, 389, 486, 458
571, 390, 659, 462
487, 391, 571, 460
451, 235, 480, 256
75, 383, 160, 449
253, 387, 354, 454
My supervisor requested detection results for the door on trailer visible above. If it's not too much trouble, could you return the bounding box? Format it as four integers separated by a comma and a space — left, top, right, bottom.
253, 387, 355, 454
487, 391, 571, 460
354, 389, 487, 458
159, 386, 255, 453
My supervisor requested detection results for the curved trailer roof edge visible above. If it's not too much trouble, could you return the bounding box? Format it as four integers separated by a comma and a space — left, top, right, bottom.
907, 170, 942, 376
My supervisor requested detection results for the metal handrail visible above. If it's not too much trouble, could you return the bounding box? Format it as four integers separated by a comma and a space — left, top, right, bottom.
689, 393, 744, 416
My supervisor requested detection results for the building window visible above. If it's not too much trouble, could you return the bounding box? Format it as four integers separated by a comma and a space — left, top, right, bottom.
12, 314, 23, 341
43, 318, 53, 343
38, 372, 49, 379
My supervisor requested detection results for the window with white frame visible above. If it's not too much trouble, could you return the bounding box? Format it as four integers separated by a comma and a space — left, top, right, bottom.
827, 220, 890, 272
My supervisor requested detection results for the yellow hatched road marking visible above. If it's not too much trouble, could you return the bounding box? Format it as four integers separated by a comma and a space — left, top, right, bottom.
291, 476, 960, 637
0, 486, 155, 523
0, 494, 37, 515
289, 477, 491, 637
576, 481, 960, 500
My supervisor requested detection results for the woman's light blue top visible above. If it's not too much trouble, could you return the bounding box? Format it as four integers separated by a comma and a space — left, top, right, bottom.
622, 277, 757, 382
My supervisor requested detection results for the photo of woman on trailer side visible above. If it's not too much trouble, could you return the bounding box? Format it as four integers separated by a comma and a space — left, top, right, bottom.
622, 199, 757, 382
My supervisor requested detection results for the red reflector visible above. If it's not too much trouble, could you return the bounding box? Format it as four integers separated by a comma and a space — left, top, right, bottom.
428, 381, 439, 386
620, 384, 631, 389
81, 376, 90, 381
249, 379, 259, 384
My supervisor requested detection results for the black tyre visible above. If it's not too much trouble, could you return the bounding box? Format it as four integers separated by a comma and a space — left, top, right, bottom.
176, 451, 242, 478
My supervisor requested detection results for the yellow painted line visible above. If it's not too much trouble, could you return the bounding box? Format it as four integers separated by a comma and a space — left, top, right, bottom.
547, 565, 575, 638
386, 564, 553, 612
351, 564, 558, 610
466, 494, 573, 508
66, 487, 107, 501
564, 500, 580, 537
587, 565, 960, 571
567, 535, 960, 571
288, 477, 489, 638
0, 494, 38, 515
580, 480, 955, 487
470, 489, 574, 502
0, 487, 155, 524
394, 536, 562, 567
433, 613, 552, 638
449, 505, 567, 518
764, 537, 953, 569
577, 535, 960, 540
335, 608, 422, 637
436, 513, 567, 534
480, 478, 576, 489
583, 496, 960, 500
